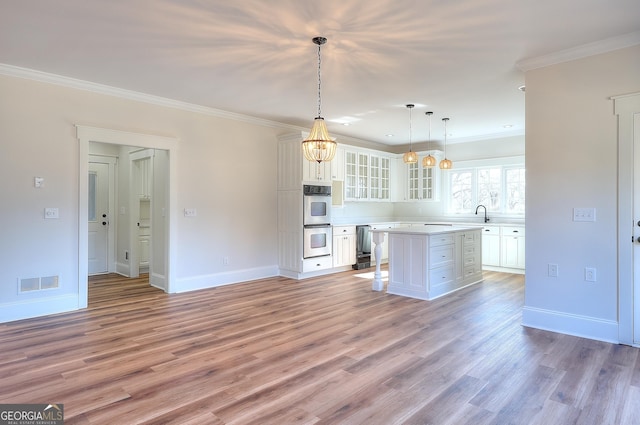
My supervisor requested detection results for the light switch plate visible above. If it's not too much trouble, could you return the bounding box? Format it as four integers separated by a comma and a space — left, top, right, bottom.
34, 177, 44, 188
573, 207, 596, 222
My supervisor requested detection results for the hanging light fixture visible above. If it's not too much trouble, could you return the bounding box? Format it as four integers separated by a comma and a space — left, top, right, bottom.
422, 111, 436, 168
302, 36, 337, 163
439, 117, 453, 169
402, 104, 418, 164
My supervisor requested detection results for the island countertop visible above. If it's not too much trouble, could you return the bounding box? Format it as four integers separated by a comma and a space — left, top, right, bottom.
370, 224, 481, 236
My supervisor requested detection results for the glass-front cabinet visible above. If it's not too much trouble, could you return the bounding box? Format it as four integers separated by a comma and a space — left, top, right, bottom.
345, 149, 391, 201
407, 161, 438, 201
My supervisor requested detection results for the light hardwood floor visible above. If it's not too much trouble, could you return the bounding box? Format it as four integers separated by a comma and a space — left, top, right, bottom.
0, 270, 639, 424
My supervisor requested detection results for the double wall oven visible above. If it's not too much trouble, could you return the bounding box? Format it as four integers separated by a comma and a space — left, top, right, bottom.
303, 184, 332, 259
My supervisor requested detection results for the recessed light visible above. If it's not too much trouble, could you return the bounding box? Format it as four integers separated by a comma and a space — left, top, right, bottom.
503, 124, 513, 129
385, 134, 394, 137
342, 123, 350, 126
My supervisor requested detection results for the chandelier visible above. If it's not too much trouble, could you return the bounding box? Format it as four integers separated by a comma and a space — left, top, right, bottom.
302, 36, 337, 163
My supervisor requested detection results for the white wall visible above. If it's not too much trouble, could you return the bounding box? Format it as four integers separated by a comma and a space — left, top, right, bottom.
523, 45, 640, 342
0, 74, 281, 321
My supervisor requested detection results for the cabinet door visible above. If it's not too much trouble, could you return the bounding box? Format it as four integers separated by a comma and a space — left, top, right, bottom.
357, 153, 369, 199
333, 234, 356, 267
302, 158, 331, 183
370, 155, 381, 200
481, 227, 501, 266
501, 236, 525, 269
344, 151, 358, 200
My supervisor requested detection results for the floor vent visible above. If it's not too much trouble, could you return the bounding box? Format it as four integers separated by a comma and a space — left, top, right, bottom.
19, 275, 59, 293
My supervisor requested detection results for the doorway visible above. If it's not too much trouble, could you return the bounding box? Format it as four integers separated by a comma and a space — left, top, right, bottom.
77, 126, 178, 309
615, 92, 640, 346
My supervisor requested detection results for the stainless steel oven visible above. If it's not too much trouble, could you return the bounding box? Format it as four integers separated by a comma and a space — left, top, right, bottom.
303, 225, 332, 258
303, 184, 331, 226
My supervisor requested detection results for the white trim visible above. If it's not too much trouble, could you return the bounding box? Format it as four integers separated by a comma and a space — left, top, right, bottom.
615, 93, 640, 345
0, 295, 79, 323
0, 63, 298, 131
516, 31, 640, 71
77, 125, 179, 312
522, 306, 619, 344
174, 266, 279, 293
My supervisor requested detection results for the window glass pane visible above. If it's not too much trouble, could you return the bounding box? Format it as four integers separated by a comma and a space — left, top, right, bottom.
477, 168, 501, 211
88, 171, 97, 221
505, 168, 526, 214
450, 170, 473, 213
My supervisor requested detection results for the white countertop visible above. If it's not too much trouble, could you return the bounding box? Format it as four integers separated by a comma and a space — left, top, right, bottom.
370, 224, 481, 235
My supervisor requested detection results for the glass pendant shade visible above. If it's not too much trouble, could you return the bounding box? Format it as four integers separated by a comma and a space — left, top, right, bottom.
303, 117, 337, 163
423, 154, 436, 167
439, 117, 452, 170
402, 104, 417, 164
439, 158, 453, 169
403, 151, 418, 164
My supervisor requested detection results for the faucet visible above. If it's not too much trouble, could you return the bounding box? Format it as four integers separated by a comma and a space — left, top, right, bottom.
475, 204, 489, 223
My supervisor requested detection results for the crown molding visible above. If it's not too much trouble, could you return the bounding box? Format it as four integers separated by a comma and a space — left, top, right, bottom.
516, 31, 640, 71
0, 63, 302, 131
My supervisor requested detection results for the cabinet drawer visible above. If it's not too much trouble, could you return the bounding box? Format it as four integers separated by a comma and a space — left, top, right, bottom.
430, 245, 454, 268
333, 225, 355, 235
502, 226, 525, 237
430, 265, 454, 285
464, 264, 481, 278
302, 256, 333, 272
462, 231, 480, 244
463, 246, 479, 266
429, 234, 454, 247
482, 226, 500, 235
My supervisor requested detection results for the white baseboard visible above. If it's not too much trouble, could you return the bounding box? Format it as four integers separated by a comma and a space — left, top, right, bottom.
0, 294, 80, 323
174, 265, 279, 293
522, 306, 619, 344
150, 272, 166, 291
115, 261, 130, 276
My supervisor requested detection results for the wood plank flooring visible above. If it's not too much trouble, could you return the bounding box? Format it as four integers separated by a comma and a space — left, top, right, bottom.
0, 270, 639, 424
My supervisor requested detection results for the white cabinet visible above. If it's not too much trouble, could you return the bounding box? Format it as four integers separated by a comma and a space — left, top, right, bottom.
333, 225, 356, 268
302, 157, 332, 183
407, 162, 436, 201
481, 226, 501, 267
344, 149, 392, 201
345, 151, 369, 200
370, 155, 390, 200
385, 228, 482, 300
501, 226, 525, 269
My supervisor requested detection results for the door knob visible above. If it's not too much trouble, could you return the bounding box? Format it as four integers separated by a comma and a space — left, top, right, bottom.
102, 214, 107, 218
102, 221, 107, 226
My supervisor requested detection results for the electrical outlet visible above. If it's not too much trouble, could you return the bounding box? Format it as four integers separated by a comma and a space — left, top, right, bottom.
223, 256, 230, 266
184, 208, 197, 217
573, 207, 596, 222
585, 267, 597, 282
44, 208, 59, 219
548, 263, 558, 277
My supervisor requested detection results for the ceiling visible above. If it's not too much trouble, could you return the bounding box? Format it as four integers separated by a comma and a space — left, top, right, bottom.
1, 1, 639, 148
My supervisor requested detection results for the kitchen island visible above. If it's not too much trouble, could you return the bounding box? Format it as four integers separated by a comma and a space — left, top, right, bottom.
371, 225, 483, 300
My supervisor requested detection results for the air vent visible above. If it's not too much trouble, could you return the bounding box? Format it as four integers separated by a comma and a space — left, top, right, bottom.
19, 275, 59, 293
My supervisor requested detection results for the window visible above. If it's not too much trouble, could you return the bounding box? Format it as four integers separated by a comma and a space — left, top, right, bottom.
447, 165, 525, 215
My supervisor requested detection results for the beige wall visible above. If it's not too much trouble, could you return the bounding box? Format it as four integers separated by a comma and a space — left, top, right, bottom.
523, 45, 640, 341
0, 74, 281, 321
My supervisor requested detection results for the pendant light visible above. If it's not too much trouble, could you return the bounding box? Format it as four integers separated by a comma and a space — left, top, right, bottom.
302, 36, 337, 163
402, 104, 418, 164
422, 111, 436, 168
439, 117, 453, 170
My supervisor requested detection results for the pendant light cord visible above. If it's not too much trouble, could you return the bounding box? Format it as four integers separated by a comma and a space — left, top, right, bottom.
317, 42, 322, 118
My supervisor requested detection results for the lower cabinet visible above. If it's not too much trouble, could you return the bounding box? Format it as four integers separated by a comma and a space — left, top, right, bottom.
501, 226, 526, 269
333, 225, 356, 268
480, 225, 525, 273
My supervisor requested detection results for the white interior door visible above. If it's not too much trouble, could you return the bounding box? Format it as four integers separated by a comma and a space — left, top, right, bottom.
633, 112, 640, 344
88, 162, 109, 274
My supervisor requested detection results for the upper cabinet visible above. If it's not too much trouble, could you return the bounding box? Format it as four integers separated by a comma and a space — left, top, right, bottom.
344, 149, 392, 201
395, 153, 442, 202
